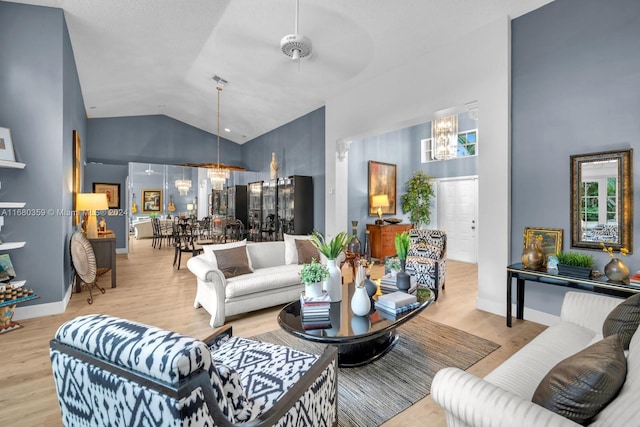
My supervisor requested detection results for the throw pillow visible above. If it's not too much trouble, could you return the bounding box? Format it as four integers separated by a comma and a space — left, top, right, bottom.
213, 246, 253, 279
295, 239, 320, 264
203, 240, 252, 270
603, 293, 640, 350
532, 334, 627, 425
284, 233, 311, 264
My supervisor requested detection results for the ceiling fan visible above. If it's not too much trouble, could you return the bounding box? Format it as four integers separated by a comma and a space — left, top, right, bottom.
280, 0, 312, 64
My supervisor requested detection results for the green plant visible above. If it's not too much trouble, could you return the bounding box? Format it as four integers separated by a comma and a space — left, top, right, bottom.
401, 171, 435, 228
556, 251, 594, 268
309, 231, 349, 260
394, 231, 411, 260
385, 256, 402, 271
299, 258, 330, 285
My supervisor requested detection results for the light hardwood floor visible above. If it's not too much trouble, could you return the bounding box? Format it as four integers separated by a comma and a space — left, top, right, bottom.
0, 237, 546, 426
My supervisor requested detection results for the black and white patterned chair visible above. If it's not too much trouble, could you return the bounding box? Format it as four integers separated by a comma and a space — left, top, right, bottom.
50, 314, 338, 426
404, 229, 447, 300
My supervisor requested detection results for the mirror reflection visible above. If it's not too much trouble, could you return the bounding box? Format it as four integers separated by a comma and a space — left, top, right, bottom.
570, 149, 633, 252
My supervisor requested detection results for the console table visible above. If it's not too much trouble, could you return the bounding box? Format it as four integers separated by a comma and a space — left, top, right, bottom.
506, 263, 640, 327
84, 231, 116, 290
367, 223, 413, 261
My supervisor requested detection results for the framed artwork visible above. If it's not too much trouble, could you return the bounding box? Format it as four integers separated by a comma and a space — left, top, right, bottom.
142, 189, 162, 213
93, 182, 121, 209
0, 127, 16, 162
368, 161, 397, 215
523, 227, 563, 258
72, 130, 81, 226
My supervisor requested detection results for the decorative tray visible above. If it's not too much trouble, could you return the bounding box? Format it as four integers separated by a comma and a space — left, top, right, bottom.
384, 218, 402, 224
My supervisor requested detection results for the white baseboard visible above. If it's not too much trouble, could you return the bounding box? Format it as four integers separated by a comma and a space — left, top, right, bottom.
116, 248, 127, 254
12, 285, 72, 321
476, 296, 559, 327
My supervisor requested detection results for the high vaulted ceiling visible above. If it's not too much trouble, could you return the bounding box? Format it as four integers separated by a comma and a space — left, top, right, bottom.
7, 0, 554, 144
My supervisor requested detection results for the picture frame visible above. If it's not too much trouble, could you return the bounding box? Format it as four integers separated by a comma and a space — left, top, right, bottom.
72, 130, 81, 226
142, 189, 162, 213
0, 127, 16, 162
93, 182, 121, 209
368, 160, 397, 216
523, 227, 563, 259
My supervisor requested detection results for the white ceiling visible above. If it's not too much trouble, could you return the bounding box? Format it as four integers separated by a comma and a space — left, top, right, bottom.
7, 0, 554, 144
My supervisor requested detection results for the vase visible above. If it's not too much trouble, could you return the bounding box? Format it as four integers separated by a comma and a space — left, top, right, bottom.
324, 259, 342, 302
350, 313, 371, 335
348, 221, 361, 255
364, 274, 377, 299
305, 281, 323, 298
363, 230, 371, 262
396, 259, 411, 292
605, 258, 630, 282
351, 285, 371, 316
521, 241, 545, 271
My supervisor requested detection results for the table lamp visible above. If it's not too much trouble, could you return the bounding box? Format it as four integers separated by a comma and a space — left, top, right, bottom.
371, 194, 389, 225
76, 193, 108, 239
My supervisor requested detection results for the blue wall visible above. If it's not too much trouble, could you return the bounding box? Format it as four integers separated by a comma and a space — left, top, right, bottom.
511, 0, 640, 316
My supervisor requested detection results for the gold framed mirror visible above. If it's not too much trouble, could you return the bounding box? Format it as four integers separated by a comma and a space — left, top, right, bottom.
570, 148, 633, 252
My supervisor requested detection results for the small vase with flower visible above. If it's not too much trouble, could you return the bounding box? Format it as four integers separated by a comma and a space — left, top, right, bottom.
601, 242, 630, 282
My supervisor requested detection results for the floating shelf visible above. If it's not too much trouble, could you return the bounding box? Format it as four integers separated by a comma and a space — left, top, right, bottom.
0, 242, 26, 250
0, 160, 26, 169
0, 202, 26, 208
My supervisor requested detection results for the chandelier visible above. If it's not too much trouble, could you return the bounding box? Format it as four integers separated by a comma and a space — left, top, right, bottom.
431, 115, 458, 160
174, 167, 191, 196
208, 78, 230, 190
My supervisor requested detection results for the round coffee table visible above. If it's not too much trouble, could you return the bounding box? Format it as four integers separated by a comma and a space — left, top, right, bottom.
278, 282, 434, 367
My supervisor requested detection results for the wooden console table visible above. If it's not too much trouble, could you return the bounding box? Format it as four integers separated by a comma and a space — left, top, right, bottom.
80, 231, 117, 291
506, 263, 640, 327
366, 223, 413, 261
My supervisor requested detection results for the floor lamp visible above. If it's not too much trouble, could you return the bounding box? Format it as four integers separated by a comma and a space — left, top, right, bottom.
76, 193, 108, 239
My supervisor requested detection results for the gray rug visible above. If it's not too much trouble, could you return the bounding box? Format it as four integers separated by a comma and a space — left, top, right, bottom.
254, 319, 500, 427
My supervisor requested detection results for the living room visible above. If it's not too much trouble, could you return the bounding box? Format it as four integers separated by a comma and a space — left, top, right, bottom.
1, 0, 640, 424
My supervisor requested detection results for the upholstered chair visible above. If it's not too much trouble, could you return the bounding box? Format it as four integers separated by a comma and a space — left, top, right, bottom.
50, 314, 338, 426
404, 229, 447, 300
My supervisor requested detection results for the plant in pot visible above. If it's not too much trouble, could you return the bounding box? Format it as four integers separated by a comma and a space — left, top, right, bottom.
555, 251, 595, 279
385, 256, 402, 277
401, 170, 435, 228
299, 258, 330, 298
310, 231, 350, 301
394, 231, 412, 292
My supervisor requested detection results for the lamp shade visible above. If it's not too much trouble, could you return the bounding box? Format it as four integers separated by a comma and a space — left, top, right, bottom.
76, 193, 109, 211
371, 194, 390, 208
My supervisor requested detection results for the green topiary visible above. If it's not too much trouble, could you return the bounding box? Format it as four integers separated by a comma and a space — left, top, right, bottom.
556, 251, 594, 268
401, 171, 435, 228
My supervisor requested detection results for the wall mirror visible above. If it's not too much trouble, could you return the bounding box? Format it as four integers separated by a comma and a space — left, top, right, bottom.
570, 148, 633, 252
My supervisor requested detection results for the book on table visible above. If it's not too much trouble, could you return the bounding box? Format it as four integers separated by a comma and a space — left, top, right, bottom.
375, 301, 421, 320
630, 271, 640, 284
379, 273, 417, 294
377, 291, 417, 309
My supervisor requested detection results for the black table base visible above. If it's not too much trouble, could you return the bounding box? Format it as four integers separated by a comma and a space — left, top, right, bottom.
337, 330, 398, 368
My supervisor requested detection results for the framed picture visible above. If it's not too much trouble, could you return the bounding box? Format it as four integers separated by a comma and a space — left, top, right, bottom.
142, 189, 162, 213
72, 130, 81, 226
93, 182, 121, 209
368, 161, 397, 216
523, 227, 563, 258
0, 127, 16, 162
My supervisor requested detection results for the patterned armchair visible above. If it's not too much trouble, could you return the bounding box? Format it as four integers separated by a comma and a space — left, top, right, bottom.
404, 229, 447, 300
50, 314, 338, 426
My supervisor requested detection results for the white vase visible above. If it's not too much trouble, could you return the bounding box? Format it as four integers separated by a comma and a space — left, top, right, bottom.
306, 281, 323, 298
350, 285, 371, 316
324, 259, 342, 302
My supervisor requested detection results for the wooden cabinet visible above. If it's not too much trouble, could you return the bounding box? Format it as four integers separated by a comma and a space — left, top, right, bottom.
366, 223, 413, 261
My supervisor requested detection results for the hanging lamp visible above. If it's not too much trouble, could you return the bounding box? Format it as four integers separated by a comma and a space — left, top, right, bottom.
174, 167, 192, 196
208, 77, 230, 190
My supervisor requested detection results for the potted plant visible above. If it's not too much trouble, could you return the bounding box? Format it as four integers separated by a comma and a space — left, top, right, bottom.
556, 251, 595, 279
401, 171, 435, 228
385, 256, 402, 277
310, 231, 350, 301
394, 231, 412, 291
299, 258, 330, 298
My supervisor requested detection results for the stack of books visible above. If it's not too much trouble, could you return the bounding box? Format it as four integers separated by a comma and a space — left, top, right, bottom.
374, 291, 419, 320
630, 271, 640, 285
300, 291, 331, 330
379, 273, 417, 295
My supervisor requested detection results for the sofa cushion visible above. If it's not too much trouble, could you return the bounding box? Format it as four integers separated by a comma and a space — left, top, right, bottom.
284, 233, 311, 264
603, 293, 640, 350
203, 240, 253, 271
214, 246, 253, 279
295, 239, 320, 264
225, 265, 303, 299
532, 334, 627, 425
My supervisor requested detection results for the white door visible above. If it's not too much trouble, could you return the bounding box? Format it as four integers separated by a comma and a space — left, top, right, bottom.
437, 177, 478, 263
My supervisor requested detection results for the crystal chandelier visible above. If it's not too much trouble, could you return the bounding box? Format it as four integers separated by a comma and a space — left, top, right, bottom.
174, 167, 191, 196
432, 115, 458, 160
208, 79, 230, 190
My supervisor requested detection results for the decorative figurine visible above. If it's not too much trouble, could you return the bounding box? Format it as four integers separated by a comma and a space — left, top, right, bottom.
270, 152, 279, 179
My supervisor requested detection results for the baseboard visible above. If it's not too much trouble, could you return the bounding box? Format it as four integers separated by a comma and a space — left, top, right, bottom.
116, 248, 127, 254
475, 296, 559, 327
12, 284, 72, 321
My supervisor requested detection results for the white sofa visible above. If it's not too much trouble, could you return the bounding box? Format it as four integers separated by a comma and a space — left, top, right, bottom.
187, 240, 309, 328
432, 291, 639, 426
132, 218, 152, 239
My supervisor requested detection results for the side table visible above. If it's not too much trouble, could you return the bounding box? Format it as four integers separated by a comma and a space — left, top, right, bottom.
83, 231, 117, 291
0, 287, 38, 334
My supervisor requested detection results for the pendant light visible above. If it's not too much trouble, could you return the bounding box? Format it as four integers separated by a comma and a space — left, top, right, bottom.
208, 76, 230, 190
174, 167, 192, 196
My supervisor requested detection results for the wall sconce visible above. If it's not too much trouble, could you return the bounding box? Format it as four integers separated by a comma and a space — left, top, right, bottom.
371, 194, 390, 225
76, 193, 108, 239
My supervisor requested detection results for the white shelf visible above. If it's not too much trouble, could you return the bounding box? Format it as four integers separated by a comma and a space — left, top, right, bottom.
9, 280, 26, 288
0, 160, 25, 169
0, 202, 26, 208
0, 242, 25, 250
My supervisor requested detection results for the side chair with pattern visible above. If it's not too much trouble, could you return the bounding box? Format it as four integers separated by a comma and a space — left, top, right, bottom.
404, 229, 447, 300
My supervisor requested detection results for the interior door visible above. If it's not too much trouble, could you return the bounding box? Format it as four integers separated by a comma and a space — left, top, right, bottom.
437, 177, 478, 263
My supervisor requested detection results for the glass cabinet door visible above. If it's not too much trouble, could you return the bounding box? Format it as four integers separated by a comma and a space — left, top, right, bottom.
277, 177, 294, 239
261, 180, 277, 241
248, 181, 262, 241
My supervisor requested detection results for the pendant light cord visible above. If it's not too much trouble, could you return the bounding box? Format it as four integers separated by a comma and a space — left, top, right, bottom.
216, 86, 221, 168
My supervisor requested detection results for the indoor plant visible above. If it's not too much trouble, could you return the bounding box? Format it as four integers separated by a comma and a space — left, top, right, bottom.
555, 251, 594, 279
401, 171, 435, 229
310, 231, 350, 301
299, 258, 330, 298
394, 231, 412, 291
385, 256, 402, 276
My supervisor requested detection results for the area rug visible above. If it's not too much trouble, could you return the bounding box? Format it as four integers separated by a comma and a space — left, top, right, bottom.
254, 320, 500, 427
